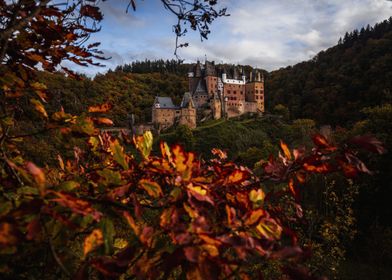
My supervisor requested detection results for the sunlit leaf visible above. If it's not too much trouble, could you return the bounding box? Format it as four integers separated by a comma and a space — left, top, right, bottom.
51, 191, 102, 221
94, 117, 113, 126
134, 131, 153, 159
88, 103, 112, 113
256, 219, 282, 241
280, 140, 291, 160
110, 139, 128, 170
226, 170, 247, 184
83, 229, 104, 257
30, 98, 48, 118
249, 189, 265, 204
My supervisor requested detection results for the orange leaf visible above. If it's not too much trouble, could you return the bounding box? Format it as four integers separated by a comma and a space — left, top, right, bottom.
303, 162, 333, 173
288, 178, 296, 196
227, 170, 247, 185
88, 103, 112, 113
245, 209, 265, 225
280, 140, 291, 160
0, 222, 19, 247
95, 117, 113, 126
83, 229, 104, 256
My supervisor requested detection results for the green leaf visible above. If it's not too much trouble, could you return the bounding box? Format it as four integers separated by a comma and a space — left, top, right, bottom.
0, 202, 12, 216
58, 181, 80, 192
99, 218, 115, 255
97, 169, 124, 186
139, 179, 163, 198
110, 140, 128, 170
72, 116, 95, 135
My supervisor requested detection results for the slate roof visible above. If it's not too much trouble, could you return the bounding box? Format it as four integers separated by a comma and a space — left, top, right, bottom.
181, 92, 195, 108
154, 97, 178, 109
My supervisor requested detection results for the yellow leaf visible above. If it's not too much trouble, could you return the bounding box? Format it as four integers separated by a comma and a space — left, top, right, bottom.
183, 203, 198, 219
249, 189, 265, 203
187, 184, 206, 196
57, 154, 64, 170
83, 229, 103, 256
201, 244, 219, 257
256, 219, 282, 240
30, 98, 48, 118
134, 131, 153, 159
110, 139, 128, 170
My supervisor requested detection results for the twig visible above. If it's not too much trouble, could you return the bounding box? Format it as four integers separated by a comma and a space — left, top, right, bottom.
42, 222, 71, 277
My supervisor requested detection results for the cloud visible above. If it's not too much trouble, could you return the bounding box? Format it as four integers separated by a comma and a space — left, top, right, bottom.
71, 0, 392, 75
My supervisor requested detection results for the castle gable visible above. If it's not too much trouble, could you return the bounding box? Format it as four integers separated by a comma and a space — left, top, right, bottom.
181, 92, 195, 108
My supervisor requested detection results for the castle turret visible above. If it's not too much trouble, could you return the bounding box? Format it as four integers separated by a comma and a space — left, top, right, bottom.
195, 60, 202, 77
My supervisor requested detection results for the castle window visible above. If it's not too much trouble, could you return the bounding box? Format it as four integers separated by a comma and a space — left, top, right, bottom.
256, 90, 259, 93
233, 91, 236, 94
227, 90, 231, 94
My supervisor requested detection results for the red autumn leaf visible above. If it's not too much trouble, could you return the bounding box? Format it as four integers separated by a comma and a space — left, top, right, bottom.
337, 159, 358, 178
296, 171, 306, 183
50, 192, 102, 221
26, 218, 41, 241
140, 226, 154, 247
349, 135, 386, 154
312, 134, 330, 148
0, 222, 20, 247
88, 103, 112, 113
271, 246, 303, 259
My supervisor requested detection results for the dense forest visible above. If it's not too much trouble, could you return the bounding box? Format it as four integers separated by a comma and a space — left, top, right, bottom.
266, 17, 392, 126
1, 0, 391, 278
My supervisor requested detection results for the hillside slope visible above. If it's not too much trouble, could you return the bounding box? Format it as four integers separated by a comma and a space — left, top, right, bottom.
266, 17, 392, 126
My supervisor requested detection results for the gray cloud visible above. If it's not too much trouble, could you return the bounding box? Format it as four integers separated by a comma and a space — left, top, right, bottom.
74, 0, 392, 75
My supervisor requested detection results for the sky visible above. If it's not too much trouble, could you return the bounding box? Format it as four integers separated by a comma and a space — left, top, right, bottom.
70, 0, 392, 76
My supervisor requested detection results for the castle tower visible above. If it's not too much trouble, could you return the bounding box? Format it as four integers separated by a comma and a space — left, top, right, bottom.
179, 92, 197, 129
210, 92, 222, 120
245, 69, 264, 113
204, 60, 217, 98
